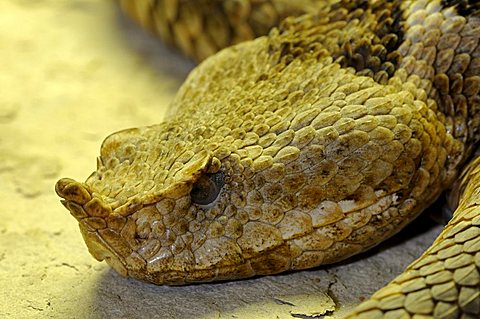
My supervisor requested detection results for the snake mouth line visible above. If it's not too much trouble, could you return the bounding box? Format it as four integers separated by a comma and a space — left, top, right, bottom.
55, 176, 284, 284
55, 178, 127, 268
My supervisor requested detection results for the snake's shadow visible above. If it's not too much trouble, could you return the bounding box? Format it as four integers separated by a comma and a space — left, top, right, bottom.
113, 4, 195, 92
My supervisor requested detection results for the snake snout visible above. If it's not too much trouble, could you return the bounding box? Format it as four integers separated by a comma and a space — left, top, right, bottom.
55, 178, 112, 221
55, 177, 129, 276
55, 178, 91, 206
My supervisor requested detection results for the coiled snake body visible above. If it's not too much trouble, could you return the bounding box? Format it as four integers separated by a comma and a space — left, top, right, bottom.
55, 0, 480, 317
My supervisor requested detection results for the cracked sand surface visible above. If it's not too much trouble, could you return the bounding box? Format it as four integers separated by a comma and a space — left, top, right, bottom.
1, 1, 443, 318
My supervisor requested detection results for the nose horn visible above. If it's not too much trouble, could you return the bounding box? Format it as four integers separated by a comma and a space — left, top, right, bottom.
55, 178, 112, 220
55, 178, 92, 204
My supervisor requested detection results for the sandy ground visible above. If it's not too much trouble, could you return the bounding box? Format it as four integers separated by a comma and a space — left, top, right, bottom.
1, 1, 444, 318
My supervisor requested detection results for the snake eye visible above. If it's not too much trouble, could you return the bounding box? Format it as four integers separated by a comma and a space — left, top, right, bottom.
190, 171, 224, 207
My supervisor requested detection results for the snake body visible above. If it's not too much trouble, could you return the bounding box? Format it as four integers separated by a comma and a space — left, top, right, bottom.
55, 0, 480, 317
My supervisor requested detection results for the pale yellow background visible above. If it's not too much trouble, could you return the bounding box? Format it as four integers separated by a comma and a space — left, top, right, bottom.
0, 1, 442, 318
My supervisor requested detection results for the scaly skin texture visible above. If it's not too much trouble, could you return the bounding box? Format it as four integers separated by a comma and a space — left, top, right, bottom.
55, 0, 480, 317
346, 155, 480, 319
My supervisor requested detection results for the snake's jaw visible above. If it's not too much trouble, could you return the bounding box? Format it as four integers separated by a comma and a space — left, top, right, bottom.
55, 178, 129, 276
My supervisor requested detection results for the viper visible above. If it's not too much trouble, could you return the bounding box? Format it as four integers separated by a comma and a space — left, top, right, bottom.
55, 0, 480, 317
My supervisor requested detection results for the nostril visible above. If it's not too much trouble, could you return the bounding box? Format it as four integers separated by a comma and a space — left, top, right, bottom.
62, 200, 88, 220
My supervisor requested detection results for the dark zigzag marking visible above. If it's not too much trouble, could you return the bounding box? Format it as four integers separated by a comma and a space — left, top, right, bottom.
442, 0, 480, 16
269, 1, 406, 85
333, 0, 405, 84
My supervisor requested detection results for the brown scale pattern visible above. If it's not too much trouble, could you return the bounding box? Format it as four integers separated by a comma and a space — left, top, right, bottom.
55, 0, 480, 317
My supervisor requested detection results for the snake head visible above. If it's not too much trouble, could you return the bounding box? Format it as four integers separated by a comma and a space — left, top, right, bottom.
55, 122, 274, 284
